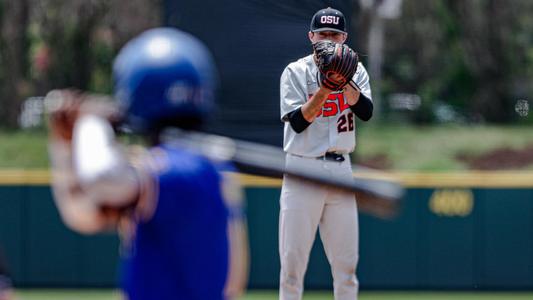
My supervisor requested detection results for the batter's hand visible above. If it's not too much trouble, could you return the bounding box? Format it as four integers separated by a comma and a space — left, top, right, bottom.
48, 90, 83, 142
47, 89, 120, 142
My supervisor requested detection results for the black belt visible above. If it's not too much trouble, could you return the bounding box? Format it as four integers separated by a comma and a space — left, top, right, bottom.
316, 152, 345, 162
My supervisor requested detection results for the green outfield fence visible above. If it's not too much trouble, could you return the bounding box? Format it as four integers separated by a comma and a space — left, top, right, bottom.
1, 170, 533, 289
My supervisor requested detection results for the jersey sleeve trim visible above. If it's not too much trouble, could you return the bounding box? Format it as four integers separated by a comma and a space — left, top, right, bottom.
287, 107, 311, 133
350, 94, 373, 121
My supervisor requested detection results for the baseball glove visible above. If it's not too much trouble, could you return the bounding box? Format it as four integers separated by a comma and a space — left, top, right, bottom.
313, 40, 359, 91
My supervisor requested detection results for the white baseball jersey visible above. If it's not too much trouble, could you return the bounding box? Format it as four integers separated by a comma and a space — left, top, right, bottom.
280, 54, 372, 157
279, 52, 368, 300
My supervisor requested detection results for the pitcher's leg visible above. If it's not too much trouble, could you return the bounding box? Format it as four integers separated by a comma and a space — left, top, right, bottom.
319, 192, 359, 300
279, 176, 326, 300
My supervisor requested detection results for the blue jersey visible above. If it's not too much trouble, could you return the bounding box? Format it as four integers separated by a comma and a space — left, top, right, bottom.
121, 145, 229, 300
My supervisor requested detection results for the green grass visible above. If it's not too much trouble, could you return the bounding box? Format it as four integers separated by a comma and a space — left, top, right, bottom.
16, 289, 119, 300
3, 125, 533, 171
15, 289, 533, 300
356, 124, 533, 171
0, 129, 49, 168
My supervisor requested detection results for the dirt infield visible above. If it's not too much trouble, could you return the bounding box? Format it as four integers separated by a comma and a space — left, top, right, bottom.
456, 144, 533, 170
356, 154, 392, 170
358, 145, 533, 171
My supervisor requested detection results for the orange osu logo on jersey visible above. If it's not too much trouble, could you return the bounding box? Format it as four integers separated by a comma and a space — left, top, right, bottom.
308, 92, 351, 117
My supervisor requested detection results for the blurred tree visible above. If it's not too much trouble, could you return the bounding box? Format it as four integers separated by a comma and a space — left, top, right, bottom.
97, 0, 162, 92
0, 0, 30, 128
1, 0, 529, 127
356, 0, 404, 119
0, 0, 161, 127
376, 0, 532, 123
30, 0, 161, 94
31, 0, 111, 93
105, 0, 162, 50
448, 0, 532, 122
379, 1, 449, 123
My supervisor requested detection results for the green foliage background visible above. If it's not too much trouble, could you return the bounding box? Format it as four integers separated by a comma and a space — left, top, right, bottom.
0, 0, 532, 128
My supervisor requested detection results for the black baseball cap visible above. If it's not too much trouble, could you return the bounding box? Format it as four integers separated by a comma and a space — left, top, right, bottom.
310, 7, 347, 34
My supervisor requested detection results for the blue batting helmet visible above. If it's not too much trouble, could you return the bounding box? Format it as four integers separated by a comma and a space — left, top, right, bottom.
113, 27, 217, 132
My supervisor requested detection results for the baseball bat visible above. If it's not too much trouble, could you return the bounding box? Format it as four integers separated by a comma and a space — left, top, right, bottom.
161, 129, 404, 218
44, 90, 404, 218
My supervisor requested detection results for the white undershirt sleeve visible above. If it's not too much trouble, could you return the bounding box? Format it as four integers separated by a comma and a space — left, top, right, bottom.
73, 115, 138, 206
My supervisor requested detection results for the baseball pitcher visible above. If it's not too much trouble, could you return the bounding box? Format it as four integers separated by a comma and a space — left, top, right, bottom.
279, 7, 373, 300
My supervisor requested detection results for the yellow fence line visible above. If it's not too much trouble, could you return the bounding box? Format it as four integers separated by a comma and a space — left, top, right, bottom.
0, 170, 51, 185
392, 171, 533, 188
1, 169, 533, 188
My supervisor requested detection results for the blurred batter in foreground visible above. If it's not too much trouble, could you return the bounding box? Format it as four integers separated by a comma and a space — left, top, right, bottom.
48, 28, 248, 300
